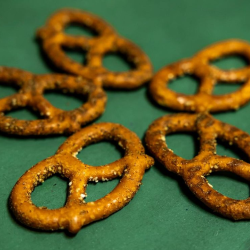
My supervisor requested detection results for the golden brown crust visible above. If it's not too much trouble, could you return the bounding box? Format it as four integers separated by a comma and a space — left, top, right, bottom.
0, 66, 106, 135
145, 113, 250, 220
37, 8, 153, 89
149, 39, 250, 112
10, 123, 154, 233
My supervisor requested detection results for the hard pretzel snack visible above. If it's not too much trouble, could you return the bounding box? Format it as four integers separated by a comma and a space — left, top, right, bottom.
10, 123, 154, 233
0, 66, 106, 135
150, 39, 250, 112
37, 8, 153, 89
145, 113, 250, 220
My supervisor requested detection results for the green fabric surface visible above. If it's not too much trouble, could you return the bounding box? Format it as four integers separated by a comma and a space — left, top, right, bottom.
1, 0, 250, 249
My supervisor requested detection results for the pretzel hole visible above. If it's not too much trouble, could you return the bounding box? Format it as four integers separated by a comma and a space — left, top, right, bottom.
166, 132, 199, 160
77, 141, 124, 166
44, 90, 86, 111
63, 47, 87, 65
168, 75, 199, 95
85, 178, 120, 202
103, 53, 134, 72
216, 139, 249, 162
0, 84, 18, 99
211, 55, 248, 70
65, 23, 97, 37
5, 107, 41, 120
206, 172, 250, 200
213, 81, 243, 95
31, 175, 68, 209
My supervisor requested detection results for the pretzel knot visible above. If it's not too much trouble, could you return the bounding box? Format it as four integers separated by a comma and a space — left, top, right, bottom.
0, 66, 106, 135
150, 39, 250, 112
10, 123, 154, 233
37, 8, 153, 89
145, 113, 250, 220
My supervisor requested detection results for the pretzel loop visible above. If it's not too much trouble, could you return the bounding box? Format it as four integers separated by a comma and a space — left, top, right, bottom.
0, 67, 107, 135
10, 123, 154, 233
195, 39, 250, 81
150, 39, 250, 112
37, 8, 116, 45
145, 113, 250, 220
37, 9, 153, 89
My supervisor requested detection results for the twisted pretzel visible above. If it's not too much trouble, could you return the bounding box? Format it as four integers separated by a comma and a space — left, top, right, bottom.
0, 66, 106, 135
10, 123, 154, 233
145, 113, 250, 220
150, 39, 250, 112
37, 8, 153, 89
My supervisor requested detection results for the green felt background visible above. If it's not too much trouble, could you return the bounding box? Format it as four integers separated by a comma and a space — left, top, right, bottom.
1, 0, 250, 249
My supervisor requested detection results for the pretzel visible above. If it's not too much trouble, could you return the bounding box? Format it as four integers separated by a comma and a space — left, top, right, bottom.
37, 8, 153, 89
0, 66, 106, 136
149, 39, 250, 112
145, 113, 250, 220
9, 123, 154, 233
